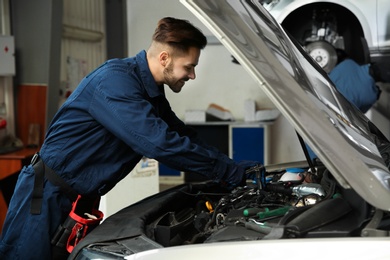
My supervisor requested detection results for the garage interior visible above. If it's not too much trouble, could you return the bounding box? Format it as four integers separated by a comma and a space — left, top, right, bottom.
1, 0, 390, 224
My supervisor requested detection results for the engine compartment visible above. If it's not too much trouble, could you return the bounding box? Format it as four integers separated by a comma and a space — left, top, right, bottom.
146, 164, 374, 248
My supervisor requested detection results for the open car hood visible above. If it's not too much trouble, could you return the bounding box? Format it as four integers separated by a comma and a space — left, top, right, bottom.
181, 0, 390, 210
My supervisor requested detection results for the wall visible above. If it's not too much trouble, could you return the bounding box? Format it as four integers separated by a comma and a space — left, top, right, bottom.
10, 0, 123, 129
59, 0, 107, 106
11, 0, 63, 126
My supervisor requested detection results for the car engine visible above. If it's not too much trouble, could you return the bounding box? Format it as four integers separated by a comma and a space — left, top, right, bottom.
147, 163, 374, 248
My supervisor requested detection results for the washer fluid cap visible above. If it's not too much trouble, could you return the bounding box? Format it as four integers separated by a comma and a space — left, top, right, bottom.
286, 168, 305, 173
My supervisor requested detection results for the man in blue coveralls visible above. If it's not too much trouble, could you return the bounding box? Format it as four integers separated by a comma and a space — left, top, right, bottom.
306, 48, 381, 161
329, 49, 381, 113
0, 17, 260, 259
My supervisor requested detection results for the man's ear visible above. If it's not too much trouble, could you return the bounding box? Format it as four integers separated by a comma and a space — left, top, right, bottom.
159, 51, 169, 67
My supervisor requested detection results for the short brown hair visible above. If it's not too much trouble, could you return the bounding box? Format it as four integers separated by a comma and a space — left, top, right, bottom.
152, 17, 207, 53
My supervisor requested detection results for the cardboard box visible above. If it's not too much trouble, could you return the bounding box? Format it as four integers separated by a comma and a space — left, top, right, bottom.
244, 99, 256, 122
206, 103, 234, 121
255, 109, 280, 121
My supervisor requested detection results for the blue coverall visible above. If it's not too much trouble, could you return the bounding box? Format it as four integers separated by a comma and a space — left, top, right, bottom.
329, 59, 380, 113
0, 50, 245, 259
307, 58, 380, 160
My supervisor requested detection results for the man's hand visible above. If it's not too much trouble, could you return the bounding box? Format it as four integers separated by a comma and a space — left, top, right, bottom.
242, 162, 265, 188
222, 160, 263, 189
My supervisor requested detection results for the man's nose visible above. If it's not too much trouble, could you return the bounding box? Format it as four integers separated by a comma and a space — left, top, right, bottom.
188, 70, 196, 80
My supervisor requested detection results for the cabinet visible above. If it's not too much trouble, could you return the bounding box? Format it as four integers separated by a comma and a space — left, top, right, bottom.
159, 122, 270, 183
230, 125, 264, 162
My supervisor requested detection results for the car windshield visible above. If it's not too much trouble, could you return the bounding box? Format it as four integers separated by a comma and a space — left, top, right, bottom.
181, 0, 390, 210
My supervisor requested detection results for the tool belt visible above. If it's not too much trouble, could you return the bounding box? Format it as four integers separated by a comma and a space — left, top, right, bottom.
31, 153, 104, 254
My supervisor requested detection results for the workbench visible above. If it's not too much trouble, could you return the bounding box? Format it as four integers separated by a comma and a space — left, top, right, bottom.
0, 147, 37, 232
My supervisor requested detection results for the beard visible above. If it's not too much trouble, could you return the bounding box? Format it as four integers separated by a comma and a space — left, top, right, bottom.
163, 62, 187, 93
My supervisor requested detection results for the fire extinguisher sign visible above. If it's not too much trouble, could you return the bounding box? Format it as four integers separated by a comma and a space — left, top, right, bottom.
0, 35, 15, 76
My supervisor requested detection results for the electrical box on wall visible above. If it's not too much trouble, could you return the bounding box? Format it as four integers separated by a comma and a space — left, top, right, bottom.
0, 35, 15, 76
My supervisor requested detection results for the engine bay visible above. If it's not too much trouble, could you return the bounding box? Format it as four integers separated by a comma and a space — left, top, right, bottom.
147, 163, 375, 247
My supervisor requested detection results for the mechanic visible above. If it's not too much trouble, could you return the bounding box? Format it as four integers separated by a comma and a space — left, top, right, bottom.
307, 49, 382, 160
329, 49, 381, 113
0, 17, 260, 260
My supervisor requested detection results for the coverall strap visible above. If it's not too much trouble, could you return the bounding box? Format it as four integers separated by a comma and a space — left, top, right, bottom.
31, 154, 44, 214
31, 153, 79, 214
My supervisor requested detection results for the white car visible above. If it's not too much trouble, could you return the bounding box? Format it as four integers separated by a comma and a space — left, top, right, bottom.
261, 0, 390, 79
69, 1, 390, 259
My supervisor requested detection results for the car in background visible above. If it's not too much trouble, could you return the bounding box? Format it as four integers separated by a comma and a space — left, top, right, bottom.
260, 0, 390, 80
69, 0, 390, 259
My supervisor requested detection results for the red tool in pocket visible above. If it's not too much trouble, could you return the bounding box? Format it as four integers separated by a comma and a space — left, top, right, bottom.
51, 195, 104, 253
